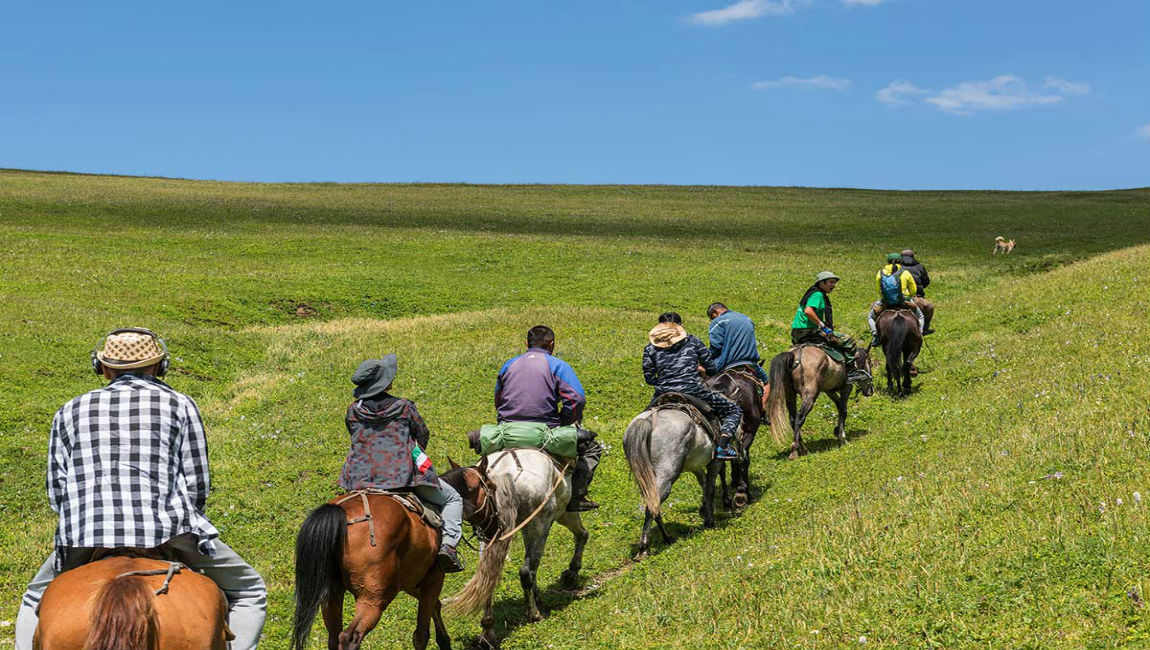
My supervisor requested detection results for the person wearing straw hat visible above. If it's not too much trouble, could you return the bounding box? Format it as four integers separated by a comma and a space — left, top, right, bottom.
341, 354, 465, 573
15, 327, 267, 650
791, 272, 869, 384
643, 312, 742, 460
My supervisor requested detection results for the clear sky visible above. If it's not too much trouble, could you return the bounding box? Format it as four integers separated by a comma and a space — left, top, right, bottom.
3, 1, 1148, 189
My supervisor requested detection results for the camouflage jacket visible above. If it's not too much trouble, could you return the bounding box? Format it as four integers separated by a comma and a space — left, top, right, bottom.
642, 335, 718, 392
339, 394, 440, 491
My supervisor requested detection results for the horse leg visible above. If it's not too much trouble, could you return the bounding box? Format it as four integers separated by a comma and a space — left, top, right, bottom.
431, 599, 451, 650
637, 508, 654, 558
719, 463, 732, 510
322, 588, 346, 650
790, 392, 816, 459
557, 511, 589, 589
832, 389, 849, 443
479, 599, 498, 650
519, 524, 552, 622
654, 472, 676, 544
413, 573, 445, 650
696, 465, 717, 528
340, 591, 395, 650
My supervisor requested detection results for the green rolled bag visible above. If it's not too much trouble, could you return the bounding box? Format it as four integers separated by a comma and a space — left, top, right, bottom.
478, 421, 579, 460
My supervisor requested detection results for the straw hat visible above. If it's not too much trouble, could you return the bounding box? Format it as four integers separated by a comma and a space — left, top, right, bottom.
648, 322, 687, 348
95, 329, 168, 370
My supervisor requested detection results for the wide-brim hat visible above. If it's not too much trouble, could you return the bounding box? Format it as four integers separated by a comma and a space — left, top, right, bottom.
814, 270, 840, 284
96, 330, 167, 370
648, 322, 687, 348
352, 354, 398, 399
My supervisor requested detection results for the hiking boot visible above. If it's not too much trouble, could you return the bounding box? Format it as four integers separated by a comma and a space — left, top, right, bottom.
847, 368, 871, 384
436, 545, 464, 573
714, 445, 739, 461
567, 496, 600, 512
922, 327, 935, 335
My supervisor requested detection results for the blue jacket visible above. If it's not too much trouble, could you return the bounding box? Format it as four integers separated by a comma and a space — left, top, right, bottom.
707, 310, 762, 372
495, 348, 586, 427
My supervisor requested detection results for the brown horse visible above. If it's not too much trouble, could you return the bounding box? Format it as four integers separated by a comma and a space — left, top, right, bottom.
291, 466, 494, 650
876, 308, 922, 397
767, 344, 873, 459
705, 366, 764, 508
34, 554, 229, 650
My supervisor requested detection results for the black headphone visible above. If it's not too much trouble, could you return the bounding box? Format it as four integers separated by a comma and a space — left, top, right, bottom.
91, 327, 170, 377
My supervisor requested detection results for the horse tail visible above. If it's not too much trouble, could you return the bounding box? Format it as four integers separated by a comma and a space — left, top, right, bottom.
291, 503, 347, 650
84, 574, 158, 650
623, 414, 662, 518
445, 476, 516, 615
885, 314, 908, 381
768, 351, 794, 445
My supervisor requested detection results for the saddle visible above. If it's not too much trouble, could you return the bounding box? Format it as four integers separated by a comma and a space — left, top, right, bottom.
651, 392, 722, 442
794, 342, 845, 364
336, 489, 444, 549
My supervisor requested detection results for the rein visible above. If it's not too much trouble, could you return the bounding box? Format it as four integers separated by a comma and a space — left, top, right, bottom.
115, 562, 188, 596
462, 466, 501, 543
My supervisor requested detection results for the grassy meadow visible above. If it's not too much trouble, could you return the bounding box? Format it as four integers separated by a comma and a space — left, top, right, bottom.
1, 169, 1148, 648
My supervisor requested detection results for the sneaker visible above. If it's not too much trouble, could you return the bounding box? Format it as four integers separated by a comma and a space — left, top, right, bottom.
566, 496, 600, 512
714, 445, 739, 461
436, 546, 464, 573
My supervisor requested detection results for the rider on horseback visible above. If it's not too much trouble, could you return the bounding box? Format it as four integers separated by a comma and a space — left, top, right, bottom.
15, 328, 267, 650
706, 302, 770, 384
494, 325, 604, 512
790, 271, 869, 384
342, 355, 465, 573
643, 312, 743, 461
867, 253, 925, 340
900, 248, 936, 335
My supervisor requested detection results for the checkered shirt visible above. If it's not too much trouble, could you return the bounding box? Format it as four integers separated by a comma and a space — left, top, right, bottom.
48, 373, 219, 567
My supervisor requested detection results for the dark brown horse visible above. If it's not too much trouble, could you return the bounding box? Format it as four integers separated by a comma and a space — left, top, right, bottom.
34, 554, 229, 650
291, 465, 495, 650
767, 344, 873, 459
876, 308, 922, 397
705, 366, 764, 508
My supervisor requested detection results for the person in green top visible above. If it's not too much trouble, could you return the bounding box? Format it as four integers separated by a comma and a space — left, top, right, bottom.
790, 270, 869, 384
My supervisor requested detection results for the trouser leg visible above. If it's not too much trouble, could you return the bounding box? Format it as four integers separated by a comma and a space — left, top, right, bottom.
692, 388, 741, 444
15, 553, 58, 650
167, 535, 267, 650
414, 482, 463, 549
868, 301, 881, 337
916, 297, 935, 330
572, 431, 602, 499
913, 305, 925, 331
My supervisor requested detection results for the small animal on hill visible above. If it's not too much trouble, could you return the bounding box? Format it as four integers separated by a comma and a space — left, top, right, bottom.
993, 236, 1016, 254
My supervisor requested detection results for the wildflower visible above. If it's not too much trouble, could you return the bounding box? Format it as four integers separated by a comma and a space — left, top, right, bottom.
1099, 502, 1107, 514
859, 636, 868, 644
1135, 492, 1142, 504
1117, 497, 1124, 506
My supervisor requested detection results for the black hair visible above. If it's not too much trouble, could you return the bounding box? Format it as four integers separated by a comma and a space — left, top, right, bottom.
658, 312, 683, 324
527, 325, 555, 348
706, 302, 727, 317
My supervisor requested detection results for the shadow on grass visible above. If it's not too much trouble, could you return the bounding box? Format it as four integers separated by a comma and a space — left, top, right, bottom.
770, 428, 872, 460
465, 567, 607, 649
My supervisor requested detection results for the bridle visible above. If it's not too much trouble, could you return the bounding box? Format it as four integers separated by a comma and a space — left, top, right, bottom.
461, 467, 502, 546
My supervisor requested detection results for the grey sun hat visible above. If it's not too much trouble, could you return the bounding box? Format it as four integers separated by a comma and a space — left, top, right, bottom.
814, 271, 840, 284
352, 354, 398, 399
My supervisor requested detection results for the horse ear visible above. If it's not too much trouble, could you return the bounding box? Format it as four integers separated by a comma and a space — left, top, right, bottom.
448, 456, 461, 470
477, 454, 489, 473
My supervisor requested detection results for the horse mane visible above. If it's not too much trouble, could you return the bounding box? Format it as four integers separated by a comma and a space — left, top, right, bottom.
85, 574, 159, 650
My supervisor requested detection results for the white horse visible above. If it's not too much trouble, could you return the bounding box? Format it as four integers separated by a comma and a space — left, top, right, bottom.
445, 448, 589, 649
622, 407, 720, 559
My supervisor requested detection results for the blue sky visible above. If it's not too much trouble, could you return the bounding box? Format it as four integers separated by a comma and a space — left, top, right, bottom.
2, 1, 1147, 189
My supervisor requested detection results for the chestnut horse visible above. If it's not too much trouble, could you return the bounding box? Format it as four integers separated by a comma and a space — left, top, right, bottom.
876, 308, 922, 397
767, 344, 874, 459
34, 554, 229, 650
291, 466, 495, 650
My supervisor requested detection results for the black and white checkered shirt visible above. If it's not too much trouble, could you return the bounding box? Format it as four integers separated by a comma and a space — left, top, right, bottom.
48, 373, 219, 566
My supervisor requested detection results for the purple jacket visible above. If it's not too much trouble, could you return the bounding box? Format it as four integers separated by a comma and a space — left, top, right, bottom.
495, 348, 586, 427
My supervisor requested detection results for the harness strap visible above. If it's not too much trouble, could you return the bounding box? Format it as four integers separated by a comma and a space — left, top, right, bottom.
115, 562, 188, 596
337, 491, 377, 547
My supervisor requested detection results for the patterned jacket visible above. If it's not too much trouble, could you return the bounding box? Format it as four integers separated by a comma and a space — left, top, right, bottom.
643, 335, 718, 392
339, 394, 440, 491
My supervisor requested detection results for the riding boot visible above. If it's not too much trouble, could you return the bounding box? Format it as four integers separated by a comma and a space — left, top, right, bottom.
437, 544, 465, 573
567, 429, 602, 512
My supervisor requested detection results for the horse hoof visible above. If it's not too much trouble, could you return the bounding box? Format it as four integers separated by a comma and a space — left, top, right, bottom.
634, 550, 648, 561
732, 493, 749, 508
528, 611, 545, 623
560, 570, 580, 590
478, 633, 500, 650
788, 450, 800, 460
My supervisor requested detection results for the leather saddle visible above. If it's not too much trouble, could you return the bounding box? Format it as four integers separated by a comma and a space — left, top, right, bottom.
651, 392, 721, 442
342, 489, 444, 531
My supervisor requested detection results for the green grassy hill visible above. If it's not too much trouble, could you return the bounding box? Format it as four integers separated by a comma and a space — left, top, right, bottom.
1, 170, 1148, 648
